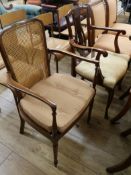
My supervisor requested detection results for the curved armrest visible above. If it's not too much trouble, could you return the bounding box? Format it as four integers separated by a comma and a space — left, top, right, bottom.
69, 39, 108, 60
90, 25, 126, 53
0, 0, 13, 10
90, 25, 126, 35
48, 48, 100, 65
8, 74, 56, 110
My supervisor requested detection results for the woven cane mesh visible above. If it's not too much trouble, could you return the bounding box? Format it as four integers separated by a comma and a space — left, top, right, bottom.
1, 20, 49, 88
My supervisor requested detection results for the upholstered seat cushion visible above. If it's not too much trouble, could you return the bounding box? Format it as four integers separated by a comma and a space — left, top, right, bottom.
76, 51, 128, 88
94, 34, 131, 59
111, 23, 131, 37
47, 37, 71, 60
20, 73, 95, 133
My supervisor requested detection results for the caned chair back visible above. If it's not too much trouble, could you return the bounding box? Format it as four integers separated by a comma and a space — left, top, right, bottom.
66, 7, 87, 46
0, 10, 27, 28
106, 0, 117, 26
0, 19, 49, 88
90, 1, 106, 37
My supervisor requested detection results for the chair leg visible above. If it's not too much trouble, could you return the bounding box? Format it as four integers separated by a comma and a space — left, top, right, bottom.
121, 128, 131, 137
87, 99, 94, 123
71, 57, 76, 77
55, 60, 59, 73
111, 90, 131, 124
53, 141, 58, 167
119, 87, 130, 100
105, 89, 114, 119
20, 118, 25, 134
106, 154, 131, 173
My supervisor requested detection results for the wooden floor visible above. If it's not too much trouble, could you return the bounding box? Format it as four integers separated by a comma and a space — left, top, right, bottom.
0, 1, 131, 175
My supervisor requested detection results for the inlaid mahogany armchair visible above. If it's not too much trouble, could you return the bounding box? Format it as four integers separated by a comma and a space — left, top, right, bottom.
0, 19, 102, 166
66, 6, 129, 119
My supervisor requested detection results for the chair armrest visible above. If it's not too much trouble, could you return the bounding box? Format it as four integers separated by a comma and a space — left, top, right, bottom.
48, 48, 101, 66
0, 0, 13, 10
69, 39, 108, 60
90, 25, 126, 35
8, 74, 56, 110
90, 25, 126, 53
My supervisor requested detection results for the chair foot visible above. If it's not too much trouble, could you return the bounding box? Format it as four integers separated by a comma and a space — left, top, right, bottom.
53, 142, 58, 167
20, 119, 25, 134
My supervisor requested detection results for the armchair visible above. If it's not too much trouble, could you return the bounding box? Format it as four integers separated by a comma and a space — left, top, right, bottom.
86, 1, 131, 62
0, 19, 99, 166
66, 6, 129, 119
104, 0, 131, 37
41, 3, 74, 37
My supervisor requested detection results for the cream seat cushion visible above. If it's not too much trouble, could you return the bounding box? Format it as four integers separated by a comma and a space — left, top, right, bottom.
76, 51, 128, 88
20, 73, 95, 133
94, 34, 131, 59
46, 37, 71, 60
111, 23, 131, 37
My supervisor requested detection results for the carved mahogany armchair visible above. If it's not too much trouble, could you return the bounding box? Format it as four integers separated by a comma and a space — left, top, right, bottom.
0, 19, 101, 166
66, 6, 129, 120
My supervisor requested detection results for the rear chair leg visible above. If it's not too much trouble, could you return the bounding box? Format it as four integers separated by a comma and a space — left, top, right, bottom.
20, 118, 25, 134
105, 89, 114, 119
87, 99, 94, 123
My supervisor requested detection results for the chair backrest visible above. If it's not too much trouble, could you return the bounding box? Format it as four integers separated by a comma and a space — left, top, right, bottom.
56, 3, 73, 34
89, 1, 106, 38
66, 7, 87, 47
104, 0, 117, 27
0, 10, 27, 28
78, 0, 89, 5
35, 12, 54, 36
58, 3, 74, 19
0, 19, 49, 88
